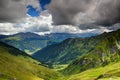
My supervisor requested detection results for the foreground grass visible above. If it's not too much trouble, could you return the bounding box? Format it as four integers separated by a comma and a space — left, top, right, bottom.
0, 42, 63, 80
66, 62, 120, 80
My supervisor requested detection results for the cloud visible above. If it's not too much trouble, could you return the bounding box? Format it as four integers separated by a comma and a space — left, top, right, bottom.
0, 0, 40, 22
0, 11, 118, 36
0, 11, 52, 35
0, 23, 24, 35
47, 0, 120, 26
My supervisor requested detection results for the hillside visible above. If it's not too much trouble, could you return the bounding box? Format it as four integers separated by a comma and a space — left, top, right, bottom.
63, 29, 120, 75
33, 33, 106, 66
66, 62, 120, 80
0, 32, 83, 55
0, 41, 62, 80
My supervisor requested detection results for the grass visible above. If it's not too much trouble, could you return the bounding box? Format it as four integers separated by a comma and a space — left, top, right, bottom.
53, 64, 68, 71
0, 42, 63, 80
3, 36, 22, 41
66, 62, 120, 80
24, 48, 41, 55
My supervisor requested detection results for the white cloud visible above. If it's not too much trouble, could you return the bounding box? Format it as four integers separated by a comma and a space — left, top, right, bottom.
0, 10, 119, 36
0, 11, 52, 35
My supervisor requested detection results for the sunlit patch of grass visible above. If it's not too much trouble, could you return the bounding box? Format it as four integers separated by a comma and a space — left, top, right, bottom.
67, 62, 120, 80
3, 36, 22, 41
53, 64, 68, 71
99, 77, 120, 80
25, 48, 41, 55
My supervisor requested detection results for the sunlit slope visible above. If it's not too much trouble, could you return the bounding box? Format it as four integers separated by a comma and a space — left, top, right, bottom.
64, 29, 120, 75
67, 62, 120, 80
0, 41, 62, 80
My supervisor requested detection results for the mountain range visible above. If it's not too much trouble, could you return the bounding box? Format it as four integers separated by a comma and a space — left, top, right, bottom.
33, 32, 107, 66
0, 29, 120, 80
0, 32, 88, 55
64, 29, 120, 75
34, 29, 120, 79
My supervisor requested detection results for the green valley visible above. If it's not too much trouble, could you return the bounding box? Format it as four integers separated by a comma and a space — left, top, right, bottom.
0, 29, 120, 80
0, 0, 120, 80
33, 29, 120, 80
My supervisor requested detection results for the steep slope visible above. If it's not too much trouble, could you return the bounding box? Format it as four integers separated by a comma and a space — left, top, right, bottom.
64, 29, 120, 75
66, 62, 120, 80
0, 32, 84, 55
0, 41, 62, 80
33, 34, 105, 66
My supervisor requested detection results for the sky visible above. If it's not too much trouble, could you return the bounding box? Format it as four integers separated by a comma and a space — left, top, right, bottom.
0, 0, 120, 36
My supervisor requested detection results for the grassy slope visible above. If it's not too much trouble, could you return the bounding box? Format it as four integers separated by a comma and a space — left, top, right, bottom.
67, 62, 120, 80
63, 29, 120, 75
0, 42, 62, 80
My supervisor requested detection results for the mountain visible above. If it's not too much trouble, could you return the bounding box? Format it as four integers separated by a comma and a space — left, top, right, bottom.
63, 29, 120, 75
33, 33, 105, 67
0, 32, 57, 55
0, 35, 7, 39
0, 41, 62, 80
0, 32, 89, 55
1, 30, 120, 80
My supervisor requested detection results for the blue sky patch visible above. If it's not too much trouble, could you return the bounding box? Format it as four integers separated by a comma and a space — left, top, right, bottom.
27, 5, 40, 17
39, 0, 51, 10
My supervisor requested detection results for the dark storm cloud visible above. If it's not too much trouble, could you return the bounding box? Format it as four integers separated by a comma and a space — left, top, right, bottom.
0, 0, 27, 22
0, 0, 40, 22
47, 0, 120, 26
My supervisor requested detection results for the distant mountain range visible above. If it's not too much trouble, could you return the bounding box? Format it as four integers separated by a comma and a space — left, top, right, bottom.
0, 32, 92, 55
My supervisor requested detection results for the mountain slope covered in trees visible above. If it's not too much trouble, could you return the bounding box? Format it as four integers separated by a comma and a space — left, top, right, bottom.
33, 32, 108, 66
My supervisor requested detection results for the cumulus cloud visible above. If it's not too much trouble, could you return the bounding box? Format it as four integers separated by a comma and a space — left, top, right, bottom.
0, 0, 40, 22
0, 11, 116, 35
47, 0, 120, 26
0, 11, 52, 35
0, 23, 24, 35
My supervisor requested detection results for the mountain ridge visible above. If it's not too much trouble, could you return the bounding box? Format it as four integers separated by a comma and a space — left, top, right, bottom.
0, 32, 88, 55
33, 31, 107, 66
63, 29, 120, 75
